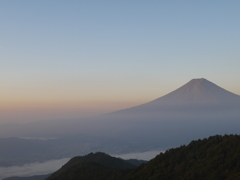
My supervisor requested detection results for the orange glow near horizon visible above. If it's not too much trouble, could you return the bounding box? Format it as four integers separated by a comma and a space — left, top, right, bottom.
0, 82, 164, 123
0, 84, 163, 124
1, 79, 239, 124
0, 100, 143, 124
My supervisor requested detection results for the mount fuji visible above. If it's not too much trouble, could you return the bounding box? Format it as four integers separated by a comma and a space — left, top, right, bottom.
94, 78, 240, 148
102, 78, 240, 122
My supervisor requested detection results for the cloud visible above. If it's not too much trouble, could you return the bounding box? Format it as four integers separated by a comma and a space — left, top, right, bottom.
0, 158, 70, 180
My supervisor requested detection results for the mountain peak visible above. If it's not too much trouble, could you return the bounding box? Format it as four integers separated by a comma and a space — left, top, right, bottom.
186, 78, 208, 90
183, 78, 214, 92
152, 78, 240, 105
189, 78, 207, 84
192, 78, 205, 80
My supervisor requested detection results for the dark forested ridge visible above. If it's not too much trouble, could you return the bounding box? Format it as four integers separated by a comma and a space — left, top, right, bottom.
46, 152, 140, 180
127, 134, 240, 180
46, 134, 240, 180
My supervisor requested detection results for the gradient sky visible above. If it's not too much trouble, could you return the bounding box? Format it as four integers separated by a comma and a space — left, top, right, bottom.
1, 1, 240, 123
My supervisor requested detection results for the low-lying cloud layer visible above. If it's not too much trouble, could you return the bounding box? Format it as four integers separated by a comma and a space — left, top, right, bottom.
0, 158, 70, 180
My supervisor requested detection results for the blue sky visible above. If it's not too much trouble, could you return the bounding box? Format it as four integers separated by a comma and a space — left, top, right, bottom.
1, 1, 240, 123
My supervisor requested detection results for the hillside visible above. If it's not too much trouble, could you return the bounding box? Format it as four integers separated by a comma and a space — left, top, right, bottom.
127, 134, 240, 180
46, 134, 240, 180
46, 152, 137, 180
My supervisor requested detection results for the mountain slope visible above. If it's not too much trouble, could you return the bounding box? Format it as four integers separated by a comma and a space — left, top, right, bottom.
127, 134, 240, 180
46, 134, 240, 180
